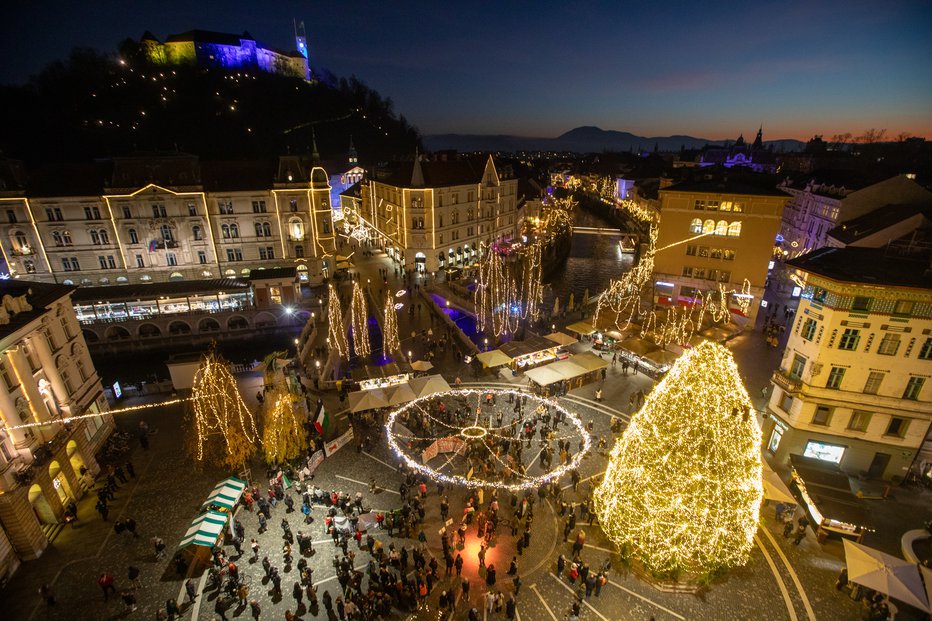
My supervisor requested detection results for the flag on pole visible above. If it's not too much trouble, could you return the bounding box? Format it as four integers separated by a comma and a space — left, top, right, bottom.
314, 405, 330, 434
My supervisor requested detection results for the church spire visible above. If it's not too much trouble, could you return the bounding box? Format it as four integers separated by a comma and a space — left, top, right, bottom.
411, 148, 424, 187
348, 135, 357, 164
752, 125, 763, 149
311, 128, 320, 162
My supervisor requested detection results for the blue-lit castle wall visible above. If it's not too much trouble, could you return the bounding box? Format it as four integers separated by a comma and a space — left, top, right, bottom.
147, 33, 308, 80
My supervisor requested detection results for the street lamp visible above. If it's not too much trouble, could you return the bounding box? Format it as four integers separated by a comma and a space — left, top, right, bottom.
484, 338, 489, 351
408, 350, 413, 360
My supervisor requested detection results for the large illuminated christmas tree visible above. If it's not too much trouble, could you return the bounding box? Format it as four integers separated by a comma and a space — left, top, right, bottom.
594, 341, 763, 579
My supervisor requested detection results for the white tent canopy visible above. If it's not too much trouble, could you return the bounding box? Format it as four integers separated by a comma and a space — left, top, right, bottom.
761, 461, 796, 504
544, 332, 578, 347
476, 350, 513, 368
386, 383, 418, 406
843, 539, 930, 612
408, 375, 452, 398
179, 509, 228, 550
348, 388, 389, 412
200, 477, 247, 512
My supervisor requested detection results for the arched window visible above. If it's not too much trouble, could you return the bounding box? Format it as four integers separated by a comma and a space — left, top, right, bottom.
192, 225, 201, 241
702, 219, 716, 234
221, 224, 230, 239
128, 228, 138, 244
689, 218, 702, 234
289, 218, 304, 240
99, 230, 109, 244
160, 224, 173, 241
62, 230, 72, 245
230, 224, 239, 238
728, 221, 742, 237
255, 222, 263, 237
52, 231, 63, 246
715, 220, 728, 236
90, 230, 100, 245
262, 222, 271, 237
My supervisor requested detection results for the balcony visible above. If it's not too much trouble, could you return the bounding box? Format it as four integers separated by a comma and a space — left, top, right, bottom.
12, 245, 35, 256
772, 369, 802, 393
152, 240, 179, 250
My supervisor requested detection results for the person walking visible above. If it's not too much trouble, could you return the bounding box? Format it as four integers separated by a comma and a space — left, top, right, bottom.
98, 572, 116, 601
249, 599, 261, 620
120, 589, 138, 613
166, 598, 180, 621
127, 565, 142, 589
39, 583, 55, 606
184, 578, 197, 603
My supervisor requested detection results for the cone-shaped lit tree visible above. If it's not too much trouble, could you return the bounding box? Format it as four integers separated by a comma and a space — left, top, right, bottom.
593, 341, 762, 580
186, 349, 259, 470
383, 292, 400, 355
350, 280, 371, 357
262, 383, 307, 465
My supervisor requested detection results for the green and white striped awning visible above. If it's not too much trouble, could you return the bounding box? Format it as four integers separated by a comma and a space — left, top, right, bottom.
178, 509, 228, 549
200, 477, 247, 512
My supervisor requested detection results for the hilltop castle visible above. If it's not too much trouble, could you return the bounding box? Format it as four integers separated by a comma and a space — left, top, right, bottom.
139, 28, 309, 80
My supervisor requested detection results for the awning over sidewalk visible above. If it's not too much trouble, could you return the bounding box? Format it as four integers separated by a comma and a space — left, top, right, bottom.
476, 350, 513, 367
200, 477, 247, 512
179, 509, 229, 550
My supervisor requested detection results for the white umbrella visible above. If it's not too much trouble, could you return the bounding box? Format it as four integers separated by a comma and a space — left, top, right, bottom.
411, 360, 433, 372
408, 375, 452, 398
921, 566, 932, 615
553, 296, 560, 316
582, 288, 590, 307
567, 292, 575, 312
843, 539, 930, 612
386, 383, 417, 406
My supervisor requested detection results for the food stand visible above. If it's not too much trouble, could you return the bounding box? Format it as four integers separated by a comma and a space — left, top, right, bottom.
789, 454, 873, 543
500, 335, 567, 370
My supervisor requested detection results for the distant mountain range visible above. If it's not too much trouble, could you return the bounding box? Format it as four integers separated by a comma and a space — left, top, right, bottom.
424, 126, 805, 154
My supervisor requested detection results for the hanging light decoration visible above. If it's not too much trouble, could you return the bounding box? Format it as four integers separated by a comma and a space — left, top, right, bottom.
327, 282, 348, 358
383, 291, 400, 355
350, 280, 371, 357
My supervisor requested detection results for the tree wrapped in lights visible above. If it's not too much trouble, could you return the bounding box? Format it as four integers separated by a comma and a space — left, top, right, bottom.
350, 280, 371, 357
262, 383, 307, 465
594, 341, 762, 579
186, 349, 259, 470
327, 283, 348, 358
383, 292, 400, 355
475, 244, 519, 337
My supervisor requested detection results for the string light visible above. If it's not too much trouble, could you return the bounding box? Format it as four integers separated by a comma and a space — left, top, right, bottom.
189, 350, 259, 468
593, 341, 762, 578
384, 388, 591, 492
327, 282, 348, 358
262, 383, 307, 465
0, 397, 191, 432
350, 280, 371, 357
382, 291, 400, 355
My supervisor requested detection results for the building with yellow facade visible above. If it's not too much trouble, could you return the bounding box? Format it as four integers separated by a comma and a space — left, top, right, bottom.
653, 179, 789, 326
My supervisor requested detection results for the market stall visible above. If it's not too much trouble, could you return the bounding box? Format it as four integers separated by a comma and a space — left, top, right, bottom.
358, 371, 411, 391
544, 332, 578, 347
386, 383, 418, 407
523, 365, 565, 388
843, 539, 930, 613
789, 454, 873, 542
348, 388, 389, 413
178, 509, 229, 550
408, 375, 452, 398
565, 321, 596, 336
476, 350, 513, 368
200, 477, 247, 513
500, 335, 567, 370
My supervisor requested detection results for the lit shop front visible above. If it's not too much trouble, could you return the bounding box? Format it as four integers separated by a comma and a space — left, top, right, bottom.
789, 454, 872, 543
500, 335, 567, 371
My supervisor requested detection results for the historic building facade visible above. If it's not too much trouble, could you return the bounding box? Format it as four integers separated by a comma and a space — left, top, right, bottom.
0, 154, 339, 286
355, 156, 521, 274
764, 246, 932, 481
652, 179, 789, 326
0, 282, 114, 580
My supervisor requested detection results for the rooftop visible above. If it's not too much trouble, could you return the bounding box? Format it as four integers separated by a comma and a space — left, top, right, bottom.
0, 280, 76, 342
380, 158, 490, 188
661, 177, 789, 198
827, 203, 930, 245
71, 278, 250, 303
786, 246, 932, 290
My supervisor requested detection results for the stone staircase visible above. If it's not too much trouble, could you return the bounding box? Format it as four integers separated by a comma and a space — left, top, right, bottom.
42, 521, 64, 543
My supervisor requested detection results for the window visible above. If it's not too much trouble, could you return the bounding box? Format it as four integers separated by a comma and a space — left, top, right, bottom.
863, 371, 885, 394
24, 260, 35, 273
702, 219, 716, 234
135, 254, 144, 268
289, 199, 298, 212
851, 296, 871, 312
192, 225, 202, 241
255, 222, 264, 237
45, 208, 54, 221
826, 366, 846, 389
698, 246, 709, 258
187, 203, 197, 216
893, 300, 914, 317
689, 218, 702, 234
789, 354, 806, 380
919, 338, 932, 360
848, 411, 872, 432
6, 209, 16, 223
219, 201, 234, 215
84, 206, 101, 220
152, 204, 167, 218
904, 377, 925, 400
768, 426, 784, 453
69, 257, 79, 271
686, 245, 697, 256
294, 245, 304, 258
838, 328, 860, 351
259, 246, 275, 260
0, 362, 16, 390
715, 220, 728, 236
803, 441, 845, 464
709, 248, 722, 260
54, 208, 63, 221
877, 333, 901, 356
727, 221, 742, 237
693, 200, 705, 210
222, 224, 230, 239
263, 222, 271, 237
438, 215, 444, 227
99, 229, 109, 244
166, 253, 177, 266
323, 220, 330, 234
230, 224, 239, 238
226, 248, 243, 262
801, 318, 817, 341
252, 200, 267, 213
52, 231, 63, 246
198, 251, 207, 264
885, 417, 909, 438
812, 405, 833, 426
717, 267, 729, 280
122, 206, 131, 218
90, 230, 100, 245
779, 391, 793, 413
160, 224, 173, 242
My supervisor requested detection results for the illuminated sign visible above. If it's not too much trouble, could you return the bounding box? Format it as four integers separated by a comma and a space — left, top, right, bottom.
112, 381, 122, 399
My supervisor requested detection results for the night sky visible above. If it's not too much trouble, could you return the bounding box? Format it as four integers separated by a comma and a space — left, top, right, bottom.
3, 0, 930, 139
